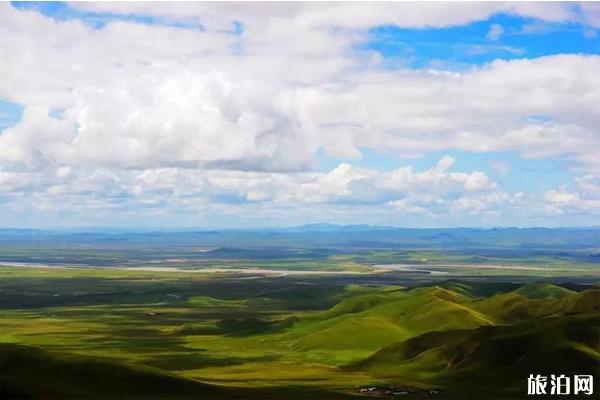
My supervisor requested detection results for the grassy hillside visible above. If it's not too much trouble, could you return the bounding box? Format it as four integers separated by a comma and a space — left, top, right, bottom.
264, 284, 599, 365
1, 267, 598, 399
0, 343, 359, 400
260, 287, 491, 364
349, 313, 600, 398
515, 282, 576, 299
0, 343, 237, 399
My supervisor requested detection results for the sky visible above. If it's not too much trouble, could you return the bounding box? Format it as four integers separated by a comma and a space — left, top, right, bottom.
0, 1, 599, 229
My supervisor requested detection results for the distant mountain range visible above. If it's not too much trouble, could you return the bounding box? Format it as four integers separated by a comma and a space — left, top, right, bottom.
1, 223, 599, 234
0, 225, 598, 251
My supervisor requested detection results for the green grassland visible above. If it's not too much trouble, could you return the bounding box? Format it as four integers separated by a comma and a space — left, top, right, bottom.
1, 263, 599, 399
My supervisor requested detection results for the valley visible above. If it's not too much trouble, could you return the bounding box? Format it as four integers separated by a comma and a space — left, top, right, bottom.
1, 228, 598, 399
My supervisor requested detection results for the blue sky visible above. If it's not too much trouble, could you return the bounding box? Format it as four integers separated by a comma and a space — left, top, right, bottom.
0, 2, 599, 228
11, 1, 206, 29
366, 13, 599, 68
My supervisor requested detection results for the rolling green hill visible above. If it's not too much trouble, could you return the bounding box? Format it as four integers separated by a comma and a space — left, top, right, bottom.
470, 288, 600, 323
267, 283, 599, 366
348, 313, 600, 398
516, 282, 576, 299
1, 275, 598, 399
0, 343, 359, 400
0, 343, 235, 399
279, 287, 493, 360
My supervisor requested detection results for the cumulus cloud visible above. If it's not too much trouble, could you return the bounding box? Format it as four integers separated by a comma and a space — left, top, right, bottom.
1, 2, 599, 227
544, 176, 600, 215
2, 3, 599, 174
71, 2, 600, 30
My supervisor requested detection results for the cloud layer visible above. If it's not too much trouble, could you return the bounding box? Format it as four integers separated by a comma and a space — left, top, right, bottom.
0, 2, 598, 227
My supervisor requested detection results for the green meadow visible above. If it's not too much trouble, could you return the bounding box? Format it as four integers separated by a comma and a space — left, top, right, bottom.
1, 261, 599, 399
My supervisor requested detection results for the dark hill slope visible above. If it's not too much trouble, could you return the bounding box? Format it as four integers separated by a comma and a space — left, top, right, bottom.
469, 288, 600, 323
0, 343, 358, 400
0, 343, 231, 400
349, 313, 600, 399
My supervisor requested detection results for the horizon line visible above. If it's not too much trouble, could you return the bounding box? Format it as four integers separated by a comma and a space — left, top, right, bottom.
1, 224, 599, 233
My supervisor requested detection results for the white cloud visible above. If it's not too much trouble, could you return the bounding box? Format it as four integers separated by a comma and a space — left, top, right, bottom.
576, 175, 600, 198
451, 191, 518, 216
271, 156, 500, 214
71, 2, 600, 30
544, 177, 600, 215
491, 161, 510, 175
1, 3, 599, 227
579, 2, 600, 28
486, 23, 504, 41
1, 4, 599, 175
455, 171, 497, 191
0, 153, 502, 217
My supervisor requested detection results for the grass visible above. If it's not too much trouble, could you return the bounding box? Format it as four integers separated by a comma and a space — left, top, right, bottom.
350, 313, 600, 398
0, 343, 360, 399
515, 282, 576, 299
0, 264, 599, 399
